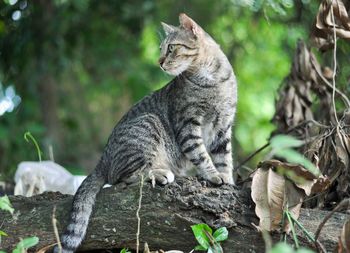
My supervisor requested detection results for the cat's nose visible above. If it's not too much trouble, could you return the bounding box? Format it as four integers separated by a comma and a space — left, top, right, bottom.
158, 57, 165, 66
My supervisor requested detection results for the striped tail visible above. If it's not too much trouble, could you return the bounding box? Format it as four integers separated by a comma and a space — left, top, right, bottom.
55, 169, 106, 253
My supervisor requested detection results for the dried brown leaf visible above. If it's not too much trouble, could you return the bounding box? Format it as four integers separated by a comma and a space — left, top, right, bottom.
311, 0, 350, 50
338, 219, 350, 253
251, 167, 304, 232
35, 243, 57, 253
335, 130, 350, 193
260, 159, 316, 180
259, 159, 331, 196
272, 40, 321, 133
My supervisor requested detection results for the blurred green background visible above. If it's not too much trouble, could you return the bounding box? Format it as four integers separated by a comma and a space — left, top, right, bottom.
0, 0, 348, 180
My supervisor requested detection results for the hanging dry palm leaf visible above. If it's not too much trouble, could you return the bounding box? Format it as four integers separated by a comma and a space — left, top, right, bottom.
311, 0, 350, 51
272, 40, 336, 133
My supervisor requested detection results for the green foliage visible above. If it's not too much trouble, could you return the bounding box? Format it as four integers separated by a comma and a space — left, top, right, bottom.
24, 131, 43, 162
0, 0, 348, 179
268, 242, 314, 253
212, 227, 228, 242
0, 195, 12, 245
270, 135, 304, 149
0, 195, 14, 214
0, 236, 39, 253
192, 223, 212, 249
12, 236, 39, 253
120, 248, 131, 253
270, 135, 320, 176
191, 224, 228, 252
234, 0, 295, 15
0, 196, 39, 253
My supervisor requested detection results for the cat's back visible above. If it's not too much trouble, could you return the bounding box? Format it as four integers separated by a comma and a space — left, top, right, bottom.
118, 80, 175, 124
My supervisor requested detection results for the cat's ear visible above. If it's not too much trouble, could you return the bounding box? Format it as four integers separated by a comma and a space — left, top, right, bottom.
179, 13, 202, 38
161, 22, 175, 35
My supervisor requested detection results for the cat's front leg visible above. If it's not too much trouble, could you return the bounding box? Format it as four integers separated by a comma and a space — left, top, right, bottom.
210, 126, 234, 185
176, 117, 223, 185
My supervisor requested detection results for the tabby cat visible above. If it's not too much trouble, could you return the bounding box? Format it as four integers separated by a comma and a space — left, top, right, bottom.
56, 13, 237, 253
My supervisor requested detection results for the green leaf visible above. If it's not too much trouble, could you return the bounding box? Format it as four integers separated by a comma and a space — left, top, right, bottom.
275, 149, 320, 176
208, 243, 223, 253
194, 245, 207, 251
270, 135, 304, 149
270, 134, 320, 177
191, 223, 213, 249
0, 196, 14, 214
120, 248, 131, 253
268, 242, 294, 253
268, 242, 315, 253
0, 230, 8, 236
213, 227, 228, 242
12, 248, 20, 253
0, 250, 7, 253
13, 236, 39, 253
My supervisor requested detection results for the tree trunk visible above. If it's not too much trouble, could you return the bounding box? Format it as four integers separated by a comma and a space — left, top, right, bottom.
0, 178, 348, 252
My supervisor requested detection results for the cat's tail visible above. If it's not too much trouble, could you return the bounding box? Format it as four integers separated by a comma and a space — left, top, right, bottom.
54, 162, 106, 253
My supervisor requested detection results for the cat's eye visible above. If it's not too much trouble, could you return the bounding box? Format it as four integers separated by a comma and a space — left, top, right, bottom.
167, 44, 175, 53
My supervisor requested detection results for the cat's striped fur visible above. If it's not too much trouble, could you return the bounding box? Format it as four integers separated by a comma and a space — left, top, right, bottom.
57, 13, 237, 253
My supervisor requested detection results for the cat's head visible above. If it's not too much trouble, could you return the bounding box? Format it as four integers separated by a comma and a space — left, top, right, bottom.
159, 13, 211, 76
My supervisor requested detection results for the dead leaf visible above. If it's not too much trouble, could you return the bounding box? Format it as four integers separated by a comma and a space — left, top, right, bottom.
259, 159, 316, 181
338, 219, 350, 253
35, 243, 57, 253
311, 0, 350, 51
258, 160, 331, 196
251, 166, 304, 232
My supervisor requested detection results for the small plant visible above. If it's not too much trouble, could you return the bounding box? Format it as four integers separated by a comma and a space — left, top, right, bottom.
191, 223, 228, 253
0, 195, 13, 244
283, 209, 316, 246
0, 195, 14, 214
0, 196, 39, 253
12, 237, 39, 253
120, 248, 131, 253
24, 131, 43, 162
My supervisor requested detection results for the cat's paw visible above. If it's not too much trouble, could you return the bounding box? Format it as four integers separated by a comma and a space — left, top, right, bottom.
218, 172, 235, 185
148, 169, 175, 188
203, 172, 234, 185
203, 173, 224, 185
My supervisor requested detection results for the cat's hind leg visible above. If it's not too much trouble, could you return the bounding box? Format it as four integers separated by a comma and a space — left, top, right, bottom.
210, 127, 234, 185
107, 113, 175, 186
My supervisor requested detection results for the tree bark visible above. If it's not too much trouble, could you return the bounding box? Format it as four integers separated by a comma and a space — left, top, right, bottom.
0, 178, 348, 252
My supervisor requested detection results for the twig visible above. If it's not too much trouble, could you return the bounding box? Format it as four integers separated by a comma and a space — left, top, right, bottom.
237, 123, 332, 185
236, 119, 330, 174
330, 2, 340, 125
314, 198, 350, 242
136, 173, 144, 253
311, 58, 350, 108
52, 206, 62, 253
236, 142, 270, 171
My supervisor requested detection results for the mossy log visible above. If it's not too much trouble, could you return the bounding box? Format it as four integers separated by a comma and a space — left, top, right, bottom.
0, 178, 348, 252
